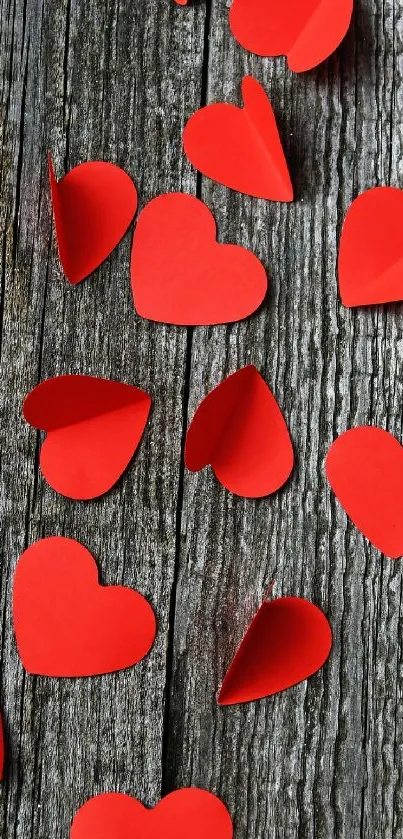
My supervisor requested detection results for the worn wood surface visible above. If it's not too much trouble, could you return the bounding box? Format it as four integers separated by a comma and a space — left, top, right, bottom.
0, 0, 402, 836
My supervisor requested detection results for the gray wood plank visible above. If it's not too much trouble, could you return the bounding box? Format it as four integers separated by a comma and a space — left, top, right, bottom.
166, 2, 403, 838
0, 0, 205, 836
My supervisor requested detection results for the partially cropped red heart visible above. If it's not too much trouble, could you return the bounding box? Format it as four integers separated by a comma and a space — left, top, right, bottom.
338, 187, 403, 307
131, 194, 267, 325
13, 537, 156, 677
218, 592, 332, 705
183, 76, 293, 202
23, 375, 151, 500
229, 0, 353, 72
70, 790, 233, 839
326, 427, 403, 558
48, 156, 137, 285
185, 365, 293, 497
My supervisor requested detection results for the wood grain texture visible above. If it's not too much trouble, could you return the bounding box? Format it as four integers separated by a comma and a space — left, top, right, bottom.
0, 0, 205, 836
1, 0, 402, 837
165, 2, 403, 839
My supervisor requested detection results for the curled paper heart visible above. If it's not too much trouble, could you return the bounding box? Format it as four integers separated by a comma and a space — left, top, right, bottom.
131, 193, 267, 325
48, 155, 137, 284
185, 365, 293, 497
229, 0, 353, 72
70, 790, 233, 839
338, 187, 403, 307
13, 537, 156, 677
218, 592, 332, 705
23, 375, 151, 500
326, 427, 403, 558
183, 76, 293, 201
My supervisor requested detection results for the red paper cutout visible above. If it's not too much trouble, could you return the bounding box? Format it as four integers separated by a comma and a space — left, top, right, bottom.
0, 713, 4, 781
326, 427, 403, 558
131, 193, 267, 325
185, 365, 293, 497
229, 0, 353, 72
174, 0, 188, 4
48, 156, 137, 285
218, 592, 332, 705
23, 375, 151, 500
338, 187, 403, 307
13, 537, 156, 677
70, 790, 233, 839
183, 76, 293, 201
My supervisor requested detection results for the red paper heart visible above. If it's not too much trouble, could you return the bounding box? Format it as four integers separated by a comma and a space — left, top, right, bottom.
13, 537, 156, 677
71, 790, 232, 839
185, 366, 293, 497
131, 194, 267, 325
338, 187, 403, 307
0, 713, 4, 781
229, 0, 353, 72
326, 427, 403, 558
48, 156, 137, 285
183, 76, 293, 202
218, 592, 332, 705
23, 375, 151, 500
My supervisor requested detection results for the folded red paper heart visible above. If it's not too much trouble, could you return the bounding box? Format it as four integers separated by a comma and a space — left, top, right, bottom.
183, 76, 293, 201
185, 365, 293, 497
13, 537, 156, 677
48, 156, 137, 285
131, 193, 268, 325
326, 426, 403, 558
218, 591, 332, 705
23, 375, 151, 500
229, 0, 353, 72
70, 790, 233, 839
338, 186, 403, 306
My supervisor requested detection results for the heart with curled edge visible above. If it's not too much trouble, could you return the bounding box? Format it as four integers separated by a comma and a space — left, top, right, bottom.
23, 375, 151, 500
48, 155, 137, 285
70, 790, 233, 839
13, 537, 156, 677
130, 193, 268, 325
218, 589, 332, 705
184, 366, 294, 498
229, 0, 353, 72
183, 76, 293, 202
326, 426, 403, 558
338, 187, 403, 307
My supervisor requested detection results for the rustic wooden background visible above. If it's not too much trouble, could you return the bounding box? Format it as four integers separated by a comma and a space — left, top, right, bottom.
1, 0, 402, 836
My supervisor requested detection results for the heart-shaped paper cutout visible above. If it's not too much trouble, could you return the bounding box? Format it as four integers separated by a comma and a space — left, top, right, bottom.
326, 427, 403, 558
183, 76, 293, 201
13, 537, 156, 677
0, 713, 4, 781
338, 187, 403, 307
218, 592, 332, 705
131, 193, 267, 325
229, 0, 353, 72
23, 375, 151, 500
49, 156, 137, 285
70, 790, 233, 839
185, 365, 293, 497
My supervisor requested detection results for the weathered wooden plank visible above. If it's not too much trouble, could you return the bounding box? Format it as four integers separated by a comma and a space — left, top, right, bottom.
166, 2, 403, 838
0, 0, 205, 836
